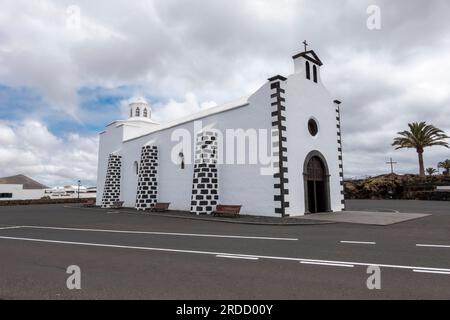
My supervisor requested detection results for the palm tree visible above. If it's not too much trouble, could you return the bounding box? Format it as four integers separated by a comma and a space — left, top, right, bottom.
392, 122, 449, 177
426, 168, 437, 176
438, 159, 450, 175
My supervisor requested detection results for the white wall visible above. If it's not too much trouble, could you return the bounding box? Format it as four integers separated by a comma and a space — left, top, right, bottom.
0, 184, 45, 201
115, 82, 276, 216
96, 120, 163, 206
96, 124, 124, 206
121, 121, 161, 141
97, 53, 343, 217
285, 61, 343, 215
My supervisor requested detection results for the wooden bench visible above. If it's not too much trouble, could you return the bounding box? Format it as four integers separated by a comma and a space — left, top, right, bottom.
83, 199, 96, 207
110, 201, 124, 209
151, 202, 171, 212
212, 205, 242, 218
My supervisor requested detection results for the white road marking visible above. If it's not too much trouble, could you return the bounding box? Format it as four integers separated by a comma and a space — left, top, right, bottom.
416, 244, 450, 249
340, 241, 376, 245
216, 255, 259, 261
16, 225, 298, 241
300, 261, 354, 268
0, 226, 22, 230
0, 235, 450, 274
413, 269, 450, 275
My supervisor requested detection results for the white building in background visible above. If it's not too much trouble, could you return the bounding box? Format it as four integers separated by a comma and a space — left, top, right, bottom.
0, 175, 97, 201
96, 49, 345, 217
0, 184, 46, 201
45, 186, 97, 199
0, 175, 47, 201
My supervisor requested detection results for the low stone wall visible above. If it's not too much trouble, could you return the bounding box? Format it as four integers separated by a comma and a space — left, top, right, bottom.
345, 174, 450, 201
409, 191, 450, 201
0, 198, 96, 206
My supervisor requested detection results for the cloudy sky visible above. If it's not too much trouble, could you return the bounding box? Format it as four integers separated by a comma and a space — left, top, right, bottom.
0, 0, 449, 186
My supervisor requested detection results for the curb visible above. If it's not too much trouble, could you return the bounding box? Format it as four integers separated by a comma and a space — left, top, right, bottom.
142, 213, 336, 226
126, 210, 336, 226
66, 206, 335, 226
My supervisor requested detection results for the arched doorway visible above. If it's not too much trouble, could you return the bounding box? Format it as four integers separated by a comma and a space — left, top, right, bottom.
303, 151, 331, 214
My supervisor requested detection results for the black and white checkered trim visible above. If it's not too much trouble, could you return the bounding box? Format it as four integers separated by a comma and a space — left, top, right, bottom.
101, 154, 122, 208
334, 100, 345, 209
135, 145, 158, 211
190, 131, 219, 215
269, 75, 290, 217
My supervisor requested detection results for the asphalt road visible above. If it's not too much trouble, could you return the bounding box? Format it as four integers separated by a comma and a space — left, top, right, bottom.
0, 200, 449, 300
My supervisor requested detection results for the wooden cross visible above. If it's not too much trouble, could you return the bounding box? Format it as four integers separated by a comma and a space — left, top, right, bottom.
386, 158, 398, 174
303, 40, 308, 52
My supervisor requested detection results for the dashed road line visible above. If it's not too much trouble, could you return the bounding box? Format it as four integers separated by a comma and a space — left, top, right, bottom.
216, 255, 259, 261
340, 241, 376, 245
413, 269, 450, 275
416, 244, 450, 249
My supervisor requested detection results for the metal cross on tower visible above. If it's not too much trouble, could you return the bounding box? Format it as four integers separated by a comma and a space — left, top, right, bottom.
303, 40, 308, 52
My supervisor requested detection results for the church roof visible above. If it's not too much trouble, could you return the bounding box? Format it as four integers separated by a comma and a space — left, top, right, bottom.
0, 174, 49, 189
124, 95, 250, 142
292, 50, 323, 66
125, 117, 159, 124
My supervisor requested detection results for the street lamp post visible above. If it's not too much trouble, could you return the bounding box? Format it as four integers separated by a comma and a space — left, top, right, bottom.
77, 180, 81, 201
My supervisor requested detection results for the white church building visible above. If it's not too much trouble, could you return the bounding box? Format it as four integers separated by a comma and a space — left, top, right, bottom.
96, 49, 345, 217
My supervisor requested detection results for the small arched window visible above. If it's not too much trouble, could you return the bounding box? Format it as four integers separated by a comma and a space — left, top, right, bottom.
305, 61, 311, 80
313, 65, 318, 83
135, 107, 140, 117
143, 108, 148, 118
130, 108, 133, 118
134, 161, 139, 175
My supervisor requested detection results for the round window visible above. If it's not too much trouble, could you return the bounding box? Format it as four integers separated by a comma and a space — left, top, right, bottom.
308, 118, 319, 136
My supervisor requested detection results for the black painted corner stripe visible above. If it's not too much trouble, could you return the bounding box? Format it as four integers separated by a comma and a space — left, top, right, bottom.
269, 76, 290, 217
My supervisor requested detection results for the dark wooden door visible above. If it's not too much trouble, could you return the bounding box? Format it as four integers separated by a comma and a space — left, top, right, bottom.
306, 157, 326, 213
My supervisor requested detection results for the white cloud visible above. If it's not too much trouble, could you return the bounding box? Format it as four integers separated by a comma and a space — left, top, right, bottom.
152, 93, 217, 123
0, 125, 16, 145
327, 42, 450, 178
0, 121, 98, 187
